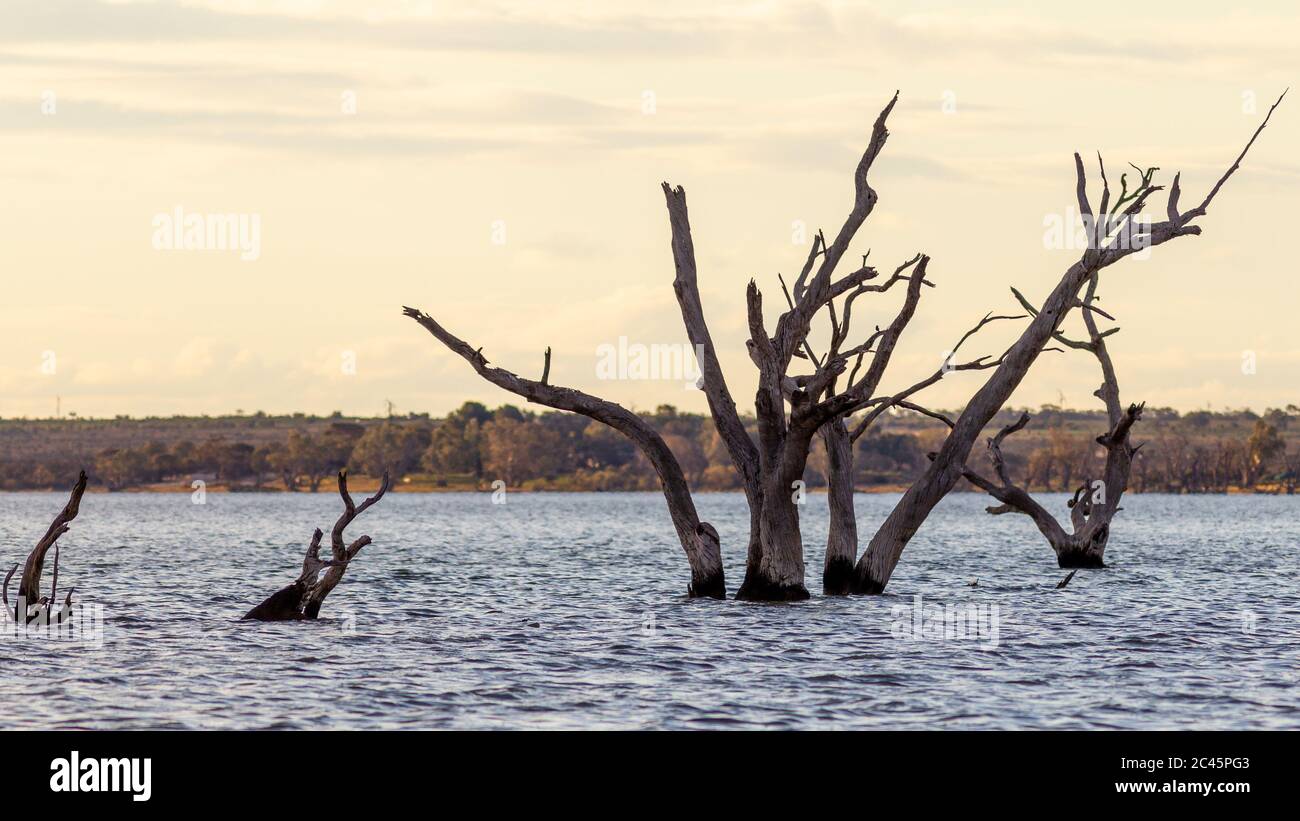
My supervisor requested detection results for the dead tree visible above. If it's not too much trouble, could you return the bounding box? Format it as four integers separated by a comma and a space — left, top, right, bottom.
733, 250, 935, 599
663, 93, 982, 599
243, 470, 390, 621
964, 273, 1141, 567
4, 470, 87, 624
408, 93, 955, 599
849, 91, 1286, 594
406, 90, 1282, 601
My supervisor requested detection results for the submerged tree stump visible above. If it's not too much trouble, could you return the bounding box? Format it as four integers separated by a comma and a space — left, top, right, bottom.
4, 470, 87, 625
243, 469, 390, 621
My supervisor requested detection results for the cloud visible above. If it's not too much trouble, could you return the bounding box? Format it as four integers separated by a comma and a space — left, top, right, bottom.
5, 0, 1296, 68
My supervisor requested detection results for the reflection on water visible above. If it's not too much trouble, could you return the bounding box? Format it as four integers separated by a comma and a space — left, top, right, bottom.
0, 490, 1296, 729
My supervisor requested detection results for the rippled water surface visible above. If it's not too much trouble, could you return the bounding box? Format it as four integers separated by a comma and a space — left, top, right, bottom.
0, 491, 1296, 729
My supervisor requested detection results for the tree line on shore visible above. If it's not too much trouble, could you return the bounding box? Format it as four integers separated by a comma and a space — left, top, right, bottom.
0, 402, 1292, 494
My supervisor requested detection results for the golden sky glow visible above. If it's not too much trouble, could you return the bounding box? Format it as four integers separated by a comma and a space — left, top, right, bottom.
1, 0, 1297, 418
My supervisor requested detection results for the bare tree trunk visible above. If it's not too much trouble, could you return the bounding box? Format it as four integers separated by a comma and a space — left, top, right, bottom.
663, 94, 941, 600
820, 419, 856, 594
4, 470, 87, 623
244, 470, 391, 621
819, 321, 1018, 595
663, 184, 764, 591
851, 93, 1285, 594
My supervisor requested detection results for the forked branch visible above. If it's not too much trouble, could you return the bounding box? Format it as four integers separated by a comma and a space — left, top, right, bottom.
243, 470, 391, 621
966, 277, 1146, 567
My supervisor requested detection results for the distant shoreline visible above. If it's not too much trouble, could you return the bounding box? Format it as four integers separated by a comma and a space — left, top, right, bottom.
4, 404, 1294, 496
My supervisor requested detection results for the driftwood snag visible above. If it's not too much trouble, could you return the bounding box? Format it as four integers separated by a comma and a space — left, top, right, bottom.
4, 470, 87, 625
243, 470, 391, 621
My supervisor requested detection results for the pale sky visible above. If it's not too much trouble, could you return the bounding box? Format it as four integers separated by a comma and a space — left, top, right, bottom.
1, 0, 1297, 419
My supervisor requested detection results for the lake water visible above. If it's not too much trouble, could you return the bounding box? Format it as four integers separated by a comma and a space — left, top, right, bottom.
0, 490, 1296, 729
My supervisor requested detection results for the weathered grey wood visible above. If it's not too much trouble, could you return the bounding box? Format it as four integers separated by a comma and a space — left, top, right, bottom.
661, 91, 1011, 599
403, 307, 725, 598
5, 470, 86, 623
303, 470, 391, 616
244, 471, 391, 620
662, 183, 764, 587
661, 93, 916, 599
820, 418, 856, 594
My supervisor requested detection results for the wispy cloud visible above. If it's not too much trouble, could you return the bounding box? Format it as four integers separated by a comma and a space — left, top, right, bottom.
1, 0, 1295, 417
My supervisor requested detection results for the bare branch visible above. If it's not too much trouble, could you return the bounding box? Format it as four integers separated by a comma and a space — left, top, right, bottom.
772, 92, 900, 368
1073, 152, 1093, 220
833, 256, 931, 412
988, 412, 1031, 486
49, 542, 60, 609
1010, 286, 1093, 350
953, 411, 1072, 546
330, 469, 391, 560
1184, 89, 1287, 220
403, 305, 724, 597
848, 309, 1025, 443
297, 528, 331, 583
1096, 152, 1111, 218
893, 400, 956, 428
661, 183, 761, 488
791, 230, 826, 304
1098, 402, 1145, 450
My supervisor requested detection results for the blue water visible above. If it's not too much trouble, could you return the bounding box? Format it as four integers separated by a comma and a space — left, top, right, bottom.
0, 491, 1296, 729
